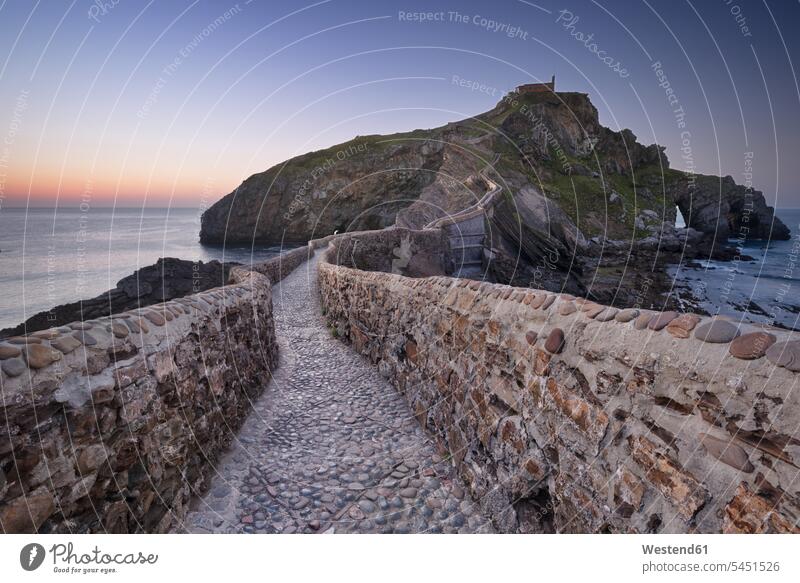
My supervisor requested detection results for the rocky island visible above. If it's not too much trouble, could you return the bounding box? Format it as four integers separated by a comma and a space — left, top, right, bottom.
201, 83, 789, 308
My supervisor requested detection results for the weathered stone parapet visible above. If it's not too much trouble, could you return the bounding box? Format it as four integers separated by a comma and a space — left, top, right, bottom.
318, 238, 800, 533
324, 228, 450, 277
250, 245, 311, 283
0, 251, 304, 533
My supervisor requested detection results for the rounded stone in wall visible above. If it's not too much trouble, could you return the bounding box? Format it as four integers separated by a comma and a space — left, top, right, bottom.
23, 344, 61, 369
72, 331, 97, 346
765, 341, 800, 372
585, 304, 605, 319
729, 332, 776, 360
694, 320, 740, 343
1, 357, 26, 377
0, 345, 22, 359
8, 336, 42, 345
666, 314, 700, 338
545, 328, 565, 354
647, 311, 678, 331
558, 302, 576, 316
633, 312, 652, 330
144, 312, 166, 326
615, 308, 639, 323
594, 307, 618, 322
51, 335, 82, 354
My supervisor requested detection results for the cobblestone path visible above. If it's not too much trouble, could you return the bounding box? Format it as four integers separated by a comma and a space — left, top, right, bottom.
181, 251, 493, 533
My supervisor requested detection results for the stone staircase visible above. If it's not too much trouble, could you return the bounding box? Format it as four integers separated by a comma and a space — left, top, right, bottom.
424, 155, 502, 280
444, 213, 486, 278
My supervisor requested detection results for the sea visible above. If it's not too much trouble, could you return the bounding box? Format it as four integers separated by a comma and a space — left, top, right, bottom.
1, 206, 799, 332
669, 208, 800, 330
0, 207, 290, 330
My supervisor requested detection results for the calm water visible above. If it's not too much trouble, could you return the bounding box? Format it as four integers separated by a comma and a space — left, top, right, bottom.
0, 207, 290, 329
670, 208, 800, 329
2, 207, 798, 331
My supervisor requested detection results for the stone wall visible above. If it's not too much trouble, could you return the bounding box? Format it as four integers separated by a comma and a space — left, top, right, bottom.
250, 245, 311, 283
0, 251, 307, 533
318, 235, 800, 533
325, 228, 450, 277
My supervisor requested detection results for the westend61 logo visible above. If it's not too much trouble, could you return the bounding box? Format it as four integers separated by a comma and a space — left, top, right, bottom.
19, 542, 158, 574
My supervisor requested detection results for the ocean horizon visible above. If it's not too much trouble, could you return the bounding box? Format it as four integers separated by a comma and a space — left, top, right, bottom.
0, 206, 292, 329
1, 205, 798, 331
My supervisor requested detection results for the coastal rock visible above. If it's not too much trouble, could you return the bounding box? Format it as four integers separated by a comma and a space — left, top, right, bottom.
765, 341, 800, 372
669, 174, 790, 242
201, 88, 789, 258
525, 331, 538, 345
729, 332, 776, 360
695, 320, 740, 343
200, 88, 787, 317
0, 258, 236, 338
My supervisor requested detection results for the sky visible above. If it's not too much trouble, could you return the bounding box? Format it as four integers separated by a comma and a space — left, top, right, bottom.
0, 0, 798, 209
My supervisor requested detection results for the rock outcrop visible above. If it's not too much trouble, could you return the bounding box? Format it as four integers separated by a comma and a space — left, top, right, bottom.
1, 258, 236, 338
201, 87, 790, 307
199, 136, 477, 244
669, 173, 790, 241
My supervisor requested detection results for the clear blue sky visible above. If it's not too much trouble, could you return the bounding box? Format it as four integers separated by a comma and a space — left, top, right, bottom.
1, 0, 798, 208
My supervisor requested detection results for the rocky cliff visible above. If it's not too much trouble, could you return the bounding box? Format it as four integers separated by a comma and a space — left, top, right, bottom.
201, 88, 789, 306
200, 134, 482, 244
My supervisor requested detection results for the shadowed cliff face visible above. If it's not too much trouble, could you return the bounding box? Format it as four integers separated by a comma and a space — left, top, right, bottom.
669, 174, 791, 242
200, 135, 479, 244
200, 89, 790, 305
